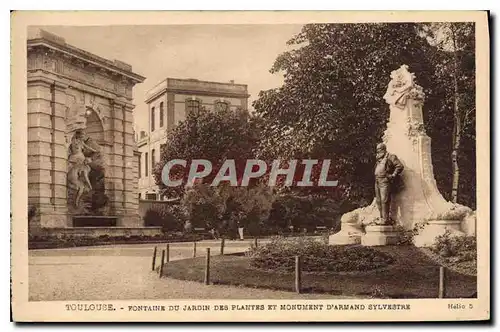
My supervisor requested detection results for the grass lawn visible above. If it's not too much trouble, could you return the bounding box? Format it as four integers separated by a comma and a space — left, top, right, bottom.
162, 245, 476, 299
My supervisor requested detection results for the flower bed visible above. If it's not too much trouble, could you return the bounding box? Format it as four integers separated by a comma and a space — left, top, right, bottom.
428, 231, 477, 276
162, 245, 477, 298
246, 237, 394, 273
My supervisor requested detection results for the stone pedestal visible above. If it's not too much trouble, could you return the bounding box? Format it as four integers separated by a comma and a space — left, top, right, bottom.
413, 220, 463, 247
361, 225, 401, 246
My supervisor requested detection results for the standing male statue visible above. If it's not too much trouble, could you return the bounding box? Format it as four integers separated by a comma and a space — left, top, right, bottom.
374, 143, 404, 225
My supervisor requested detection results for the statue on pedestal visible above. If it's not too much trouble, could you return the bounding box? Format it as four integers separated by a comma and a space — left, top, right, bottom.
373, 143, 404, 225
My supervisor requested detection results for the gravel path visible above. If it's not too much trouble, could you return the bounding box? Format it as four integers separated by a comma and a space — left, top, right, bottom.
29, 241, 351, 301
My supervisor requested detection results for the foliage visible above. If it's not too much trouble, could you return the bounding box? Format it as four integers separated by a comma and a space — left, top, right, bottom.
143, 203, 187, 232
253, 23, 439, 203
432, 230, 477, 262
267, 195, 341, 232
420, 23, 476, 206
27, 232, 212, 250
247, 237, 393, 272
253, 22, 476, 209
153, 107, 261, 198
394, 221, 429, 246
181, 182, 275, 237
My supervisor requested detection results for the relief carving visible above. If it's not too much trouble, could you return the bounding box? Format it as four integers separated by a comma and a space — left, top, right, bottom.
383, 64, 425, 109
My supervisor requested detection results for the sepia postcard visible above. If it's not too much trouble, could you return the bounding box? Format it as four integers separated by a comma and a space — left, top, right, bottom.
11, 10, 490, 322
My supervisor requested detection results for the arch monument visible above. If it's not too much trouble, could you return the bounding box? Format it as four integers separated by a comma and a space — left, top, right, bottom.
27, 29, 161, 236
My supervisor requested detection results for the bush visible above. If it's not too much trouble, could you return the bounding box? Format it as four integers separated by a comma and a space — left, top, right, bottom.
182, 182, 275, 237
28, 232, 214, 249
143, 203, 187, 232
247, 237, 393, 273
267, 195, 341, 233
432, 230, 477, 262
394, 221, 429, 246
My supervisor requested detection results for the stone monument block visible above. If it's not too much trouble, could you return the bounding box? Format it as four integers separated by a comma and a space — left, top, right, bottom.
361, 225, 401, 246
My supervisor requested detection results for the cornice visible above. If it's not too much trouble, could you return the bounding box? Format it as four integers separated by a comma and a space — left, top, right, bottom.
27, 38, 146, 84
145, 88, 250, 104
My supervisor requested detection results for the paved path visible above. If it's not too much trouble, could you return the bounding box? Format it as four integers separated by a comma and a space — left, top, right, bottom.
29, 240, 350, 301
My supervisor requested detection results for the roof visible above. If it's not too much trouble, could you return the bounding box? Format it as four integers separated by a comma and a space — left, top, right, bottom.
145, 77, 249, 103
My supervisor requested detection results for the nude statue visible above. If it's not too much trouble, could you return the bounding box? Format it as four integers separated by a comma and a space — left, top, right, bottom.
67, 158, 93, 207
68, 129, 97, 164
67, 129, 97, 208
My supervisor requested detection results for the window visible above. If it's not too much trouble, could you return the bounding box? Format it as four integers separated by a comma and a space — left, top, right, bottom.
151, 149, 156, 168
145, 152, 149, 177
146, 193, 157, 200
138, 153, 142, 178
187, 99, 200, 115
215, 101, 229, 112
160, 102, 164, 128
151, 107, 155, 131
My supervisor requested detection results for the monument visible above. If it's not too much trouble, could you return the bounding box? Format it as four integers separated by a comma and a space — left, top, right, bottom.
329, 65, 476, 247
27, 29, 161, 237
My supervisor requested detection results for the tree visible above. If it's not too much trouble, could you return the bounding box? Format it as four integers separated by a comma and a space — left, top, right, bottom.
253, 23, 442, 206
181, 182, 275, 238
152, 107, 260, 198
421, 23, 475, 204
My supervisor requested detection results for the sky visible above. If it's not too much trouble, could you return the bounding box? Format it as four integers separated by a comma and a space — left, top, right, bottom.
38, 25, 303, 132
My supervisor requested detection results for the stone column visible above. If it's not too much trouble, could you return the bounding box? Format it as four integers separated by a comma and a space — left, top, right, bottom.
121, 101, 142, 227
106, 100, 126, 220
28, 76, 69, 229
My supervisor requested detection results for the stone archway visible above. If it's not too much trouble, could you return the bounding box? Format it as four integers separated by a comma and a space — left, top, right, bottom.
28, 30, 155, 234
84, 108, 104, 143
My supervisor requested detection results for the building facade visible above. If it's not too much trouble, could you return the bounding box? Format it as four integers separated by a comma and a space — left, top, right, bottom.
138, 78, 249, 200
27, 29, 160, 236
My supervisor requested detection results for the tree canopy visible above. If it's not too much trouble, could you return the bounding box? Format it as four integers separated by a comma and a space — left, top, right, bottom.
253, 23, 476, 209
152, 107, 261, 198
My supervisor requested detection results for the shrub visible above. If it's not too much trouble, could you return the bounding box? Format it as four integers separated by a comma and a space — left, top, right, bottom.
143, 203, 187, 232
182, 182, 275, 237
432, 230, 477, 262
247, 237, 393, 273
267, 195, 341, 233
394, 221, 429, 245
